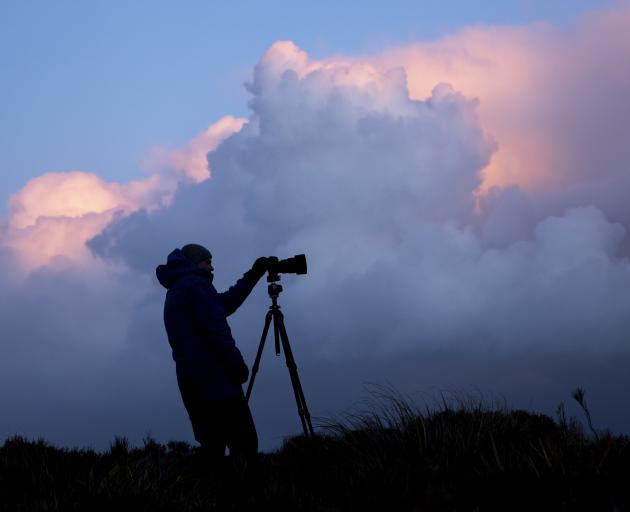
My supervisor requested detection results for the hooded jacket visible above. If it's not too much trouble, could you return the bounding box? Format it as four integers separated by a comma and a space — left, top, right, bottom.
156, 249, 263, 401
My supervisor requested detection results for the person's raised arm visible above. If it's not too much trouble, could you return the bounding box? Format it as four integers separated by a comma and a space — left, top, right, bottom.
219, 257, 272, 316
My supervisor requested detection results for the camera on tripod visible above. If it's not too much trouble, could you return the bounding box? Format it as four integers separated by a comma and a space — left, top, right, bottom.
266, 254, 307, 282
247, 252, 315, 437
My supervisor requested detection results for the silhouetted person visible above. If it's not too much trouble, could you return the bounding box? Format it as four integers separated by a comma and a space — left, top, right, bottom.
156, 243, 271, 463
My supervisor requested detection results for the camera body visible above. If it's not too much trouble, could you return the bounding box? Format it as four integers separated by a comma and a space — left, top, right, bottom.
267, 254, 307, 282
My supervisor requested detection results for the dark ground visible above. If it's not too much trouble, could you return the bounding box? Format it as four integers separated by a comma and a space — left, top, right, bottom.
1, 391, 629, 511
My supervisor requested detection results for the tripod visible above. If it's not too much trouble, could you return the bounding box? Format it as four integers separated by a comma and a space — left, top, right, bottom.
245, 273, 315, 437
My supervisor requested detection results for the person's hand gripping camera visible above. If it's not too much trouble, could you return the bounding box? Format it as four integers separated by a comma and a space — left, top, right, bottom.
251, 256, 276, 279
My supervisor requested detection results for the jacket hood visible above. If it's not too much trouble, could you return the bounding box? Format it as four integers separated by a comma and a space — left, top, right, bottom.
156, 249, 213, 289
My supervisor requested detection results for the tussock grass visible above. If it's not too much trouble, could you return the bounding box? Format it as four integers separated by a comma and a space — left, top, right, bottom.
1, 389, 629, 511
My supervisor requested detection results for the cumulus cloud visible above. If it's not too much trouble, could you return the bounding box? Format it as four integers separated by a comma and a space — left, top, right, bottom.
3, 5, 630, 451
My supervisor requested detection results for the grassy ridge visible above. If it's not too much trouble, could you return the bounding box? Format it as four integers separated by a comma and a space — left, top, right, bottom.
1, 392, 629, 511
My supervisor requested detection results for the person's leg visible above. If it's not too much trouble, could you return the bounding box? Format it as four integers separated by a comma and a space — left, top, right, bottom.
225, 395, 258, 459
180, 381, 229, 466
192, 417, 227, 463
179, 379, 256, 462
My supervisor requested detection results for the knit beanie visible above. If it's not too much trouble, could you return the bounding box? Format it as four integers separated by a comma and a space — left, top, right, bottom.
181, 243, 212, 264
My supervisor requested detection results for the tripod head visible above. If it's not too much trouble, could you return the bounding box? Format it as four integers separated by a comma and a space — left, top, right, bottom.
267, 275, 283, 301
266, 256, 283, 299
265, 257, 282, 302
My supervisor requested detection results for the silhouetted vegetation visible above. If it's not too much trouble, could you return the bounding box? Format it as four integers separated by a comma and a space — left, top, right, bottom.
2, 390, 629, 511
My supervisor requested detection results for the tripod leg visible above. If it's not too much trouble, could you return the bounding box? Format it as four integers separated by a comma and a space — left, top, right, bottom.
273, 310, 281, 356
274, 310, 315, 437
246, 310, 273, 401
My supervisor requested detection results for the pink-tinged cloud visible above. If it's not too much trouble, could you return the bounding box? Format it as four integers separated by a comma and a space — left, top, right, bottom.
141, 115, 247, 183
1, 117, 246, 271
3, 172, 156, 271
367, 4, 630, 193
8, 172, 139, 230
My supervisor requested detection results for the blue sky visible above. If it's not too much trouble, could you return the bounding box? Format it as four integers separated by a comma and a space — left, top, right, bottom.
0, 0, 612, 210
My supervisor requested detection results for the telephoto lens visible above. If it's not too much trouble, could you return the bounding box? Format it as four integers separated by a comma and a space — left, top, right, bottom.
272, 254, 307, 275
